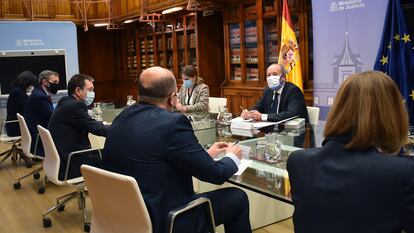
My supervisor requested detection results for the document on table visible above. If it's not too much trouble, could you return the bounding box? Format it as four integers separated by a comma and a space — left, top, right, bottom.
214, 144, 252, 176
231, 117, 276, 129
235, 159, 253, 176
231, 116, 300, 129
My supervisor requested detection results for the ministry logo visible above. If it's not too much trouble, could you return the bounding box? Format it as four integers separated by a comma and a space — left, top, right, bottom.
16, 39, 23, 46
330, 2, 339, 12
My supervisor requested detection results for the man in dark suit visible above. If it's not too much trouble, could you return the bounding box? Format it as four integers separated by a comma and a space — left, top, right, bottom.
103, 67, 251, 233
48, 74, 108, 180
241, 63, 308, 123
24, 70, 60, 156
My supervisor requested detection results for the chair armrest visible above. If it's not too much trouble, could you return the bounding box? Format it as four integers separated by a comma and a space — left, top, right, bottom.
166, 197, 216, 233
64, 148, 102, 181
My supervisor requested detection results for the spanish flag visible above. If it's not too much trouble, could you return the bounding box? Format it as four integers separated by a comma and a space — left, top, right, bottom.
278, 0, 303, 91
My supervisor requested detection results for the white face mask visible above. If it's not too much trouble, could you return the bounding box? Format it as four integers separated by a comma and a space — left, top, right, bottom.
84, 91, 95, 106
267, 75, 283, 90
26, 85, 34, 94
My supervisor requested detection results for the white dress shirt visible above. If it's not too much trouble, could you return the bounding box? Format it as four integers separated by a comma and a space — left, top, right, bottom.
261, 83, 285, 121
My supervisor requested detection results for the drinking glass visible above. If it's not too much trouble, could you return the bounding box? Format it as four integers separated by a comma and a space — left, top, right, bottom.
256, 140, 266, 159
404, 126, 414, 156
223, 112, 233, 124
264, 133, 282, 162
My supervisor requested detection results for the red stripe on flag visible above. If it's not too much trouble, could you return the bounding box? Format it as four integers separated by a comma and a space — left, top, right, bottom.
282, 0, 293, 29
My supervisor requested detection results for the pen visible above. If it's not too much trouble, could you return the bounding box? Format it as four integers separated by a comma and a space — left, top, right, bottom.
233, 140, 240, 145
240, 106, 245, 111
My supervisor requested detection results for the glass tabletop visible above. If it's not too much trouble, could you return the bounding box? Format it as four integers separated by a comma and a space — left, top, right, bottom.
192, 120, 325, 203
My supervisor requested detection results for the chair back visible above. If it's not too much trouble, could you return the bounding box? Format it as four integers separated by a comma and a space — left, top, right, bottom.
37, 125, 63, 185
81, 165, 152, 233
0, 119, 21, 142
208, 97, 227, 113
16, 113, 34, 158
306, 106, 320, 125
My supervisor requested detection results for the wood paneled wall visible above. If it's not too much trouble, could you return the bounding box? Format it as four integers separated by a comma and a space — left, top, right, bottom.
0, 0, 188, 23
197, 11, 225, 98
0, 0, 110, 22
77, 27, 138, 106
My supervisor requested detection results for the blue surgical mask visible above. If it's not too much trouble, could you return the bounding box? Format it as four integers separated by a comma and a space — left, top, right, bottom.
267, 75, 283, 90
184, 79, 193, 88
84, 91, 95, 106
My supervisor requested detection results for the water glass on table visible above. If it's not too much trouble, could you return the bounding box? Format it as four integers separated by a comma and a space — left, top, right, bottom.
404, 126, 414, 156
255, 141, 266, 159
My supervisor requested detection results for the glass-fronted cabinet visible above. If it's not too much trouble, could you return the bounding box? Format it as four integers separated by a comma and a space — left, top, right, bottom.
229, 23, 241, 80
245, 20, 258, 81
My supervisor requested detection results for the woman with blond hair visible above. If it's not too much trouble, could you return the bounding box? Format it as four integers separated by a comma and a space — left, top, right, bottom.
287, 71, 414, 233
175, 65, 209, 122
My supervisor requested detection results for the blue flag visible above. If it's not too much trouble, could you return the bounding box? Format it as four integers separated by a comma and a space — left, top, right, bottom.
374, 0, 414, 125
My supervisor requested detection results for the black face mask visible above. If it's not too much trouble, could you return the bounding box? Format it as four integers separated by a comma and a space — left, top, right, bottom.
47, 81, 59, 95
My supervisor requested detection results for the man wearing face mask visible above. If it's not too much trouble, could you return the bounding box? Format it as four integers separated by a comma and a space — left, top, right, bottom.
48, 74, 108, 180
103, 67, 251, 233
241, 63, 308, 123
25, 70, 60, 156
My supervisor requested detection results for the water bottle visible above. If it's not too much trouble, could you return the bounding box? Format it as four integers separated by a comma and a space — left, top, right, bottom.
126, 95, 136, 106
93, 102, 103, 121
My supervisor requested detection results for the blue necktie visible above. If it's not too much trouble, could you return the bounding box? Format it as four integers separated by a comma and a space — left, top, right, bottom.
270, 92, 279, 113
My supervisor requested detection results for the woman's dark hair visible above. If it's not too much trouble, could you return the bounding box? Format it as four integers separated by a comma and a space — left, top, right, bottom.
12, 71, 38, 90
181, 65, 198, 77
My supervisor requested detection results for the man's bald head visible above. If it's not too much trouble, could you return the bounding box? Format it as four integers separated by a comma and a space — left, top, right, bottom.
138, 66, 177, 104
266, 64, 287, 78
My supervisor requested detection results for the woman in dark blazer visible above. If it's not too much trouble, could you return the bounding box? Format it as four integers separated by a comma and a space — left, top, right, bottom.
5, 71, 37, 136
287, 71, 414, 233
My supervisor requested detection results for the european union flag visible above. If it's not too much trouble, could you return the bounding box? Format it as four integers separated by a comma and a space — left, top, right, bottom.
374, 0, 414, 125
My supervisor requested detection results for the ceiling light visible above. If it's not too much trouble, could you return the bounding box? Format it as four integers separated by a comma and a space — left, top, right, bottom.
123, 19, 134, 24
94, 23, 109, 27
162, 6, 184, 14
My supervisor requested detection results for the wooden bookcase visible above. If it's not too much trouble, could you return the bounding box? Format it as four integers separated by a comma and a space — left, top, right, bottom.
118, 11, 224, 98
222, 0, 312, 115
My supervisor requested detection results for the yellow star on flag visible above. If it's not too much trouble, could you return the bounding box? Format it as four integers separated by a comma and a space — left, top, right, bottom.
402, 33, 411, 43
379, 55, 388, 65
410, 90, 414, 101
387, 43, 392, 49
394, 34, 400, 41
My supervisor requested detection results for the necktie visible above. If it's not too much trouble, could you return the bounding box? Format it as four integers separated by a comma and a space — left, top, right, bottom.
270, 92, 279, 113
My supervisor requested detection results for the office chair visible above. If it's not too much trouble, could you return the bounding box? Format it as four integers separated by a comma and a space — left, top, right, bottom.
80, 165, 216, 233
0, 119, 32, 169
13, 113, 46, 193
37, 125, 102, 232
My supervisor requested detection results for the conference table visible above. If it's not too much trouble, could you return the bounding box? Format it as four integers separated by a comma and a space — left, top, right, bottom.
191, 120, 324, 204
90, 111, 325, 230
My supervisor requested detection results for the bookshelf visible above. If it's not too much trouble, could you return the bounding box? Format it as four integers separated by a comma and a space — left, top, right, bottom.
120, 11, 224, 97
222, 0, 312, 115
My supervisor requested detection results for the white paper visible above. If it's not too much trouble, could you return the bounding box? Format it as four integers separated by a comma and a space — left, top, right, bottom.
231, 117, 253, 123
237, 144, 251, 159
235, 159, 253, 176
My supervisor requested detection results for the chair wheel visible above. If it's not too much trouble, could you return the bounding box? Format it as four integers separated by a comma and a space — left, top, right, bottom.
33, 172, 41, 180
38, 187, 45, 194
13, 182, 21, 189
57, 205, 65, 212
84, 223, 91, 232
43, 218, 52, 228
11, 156, 18, 161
